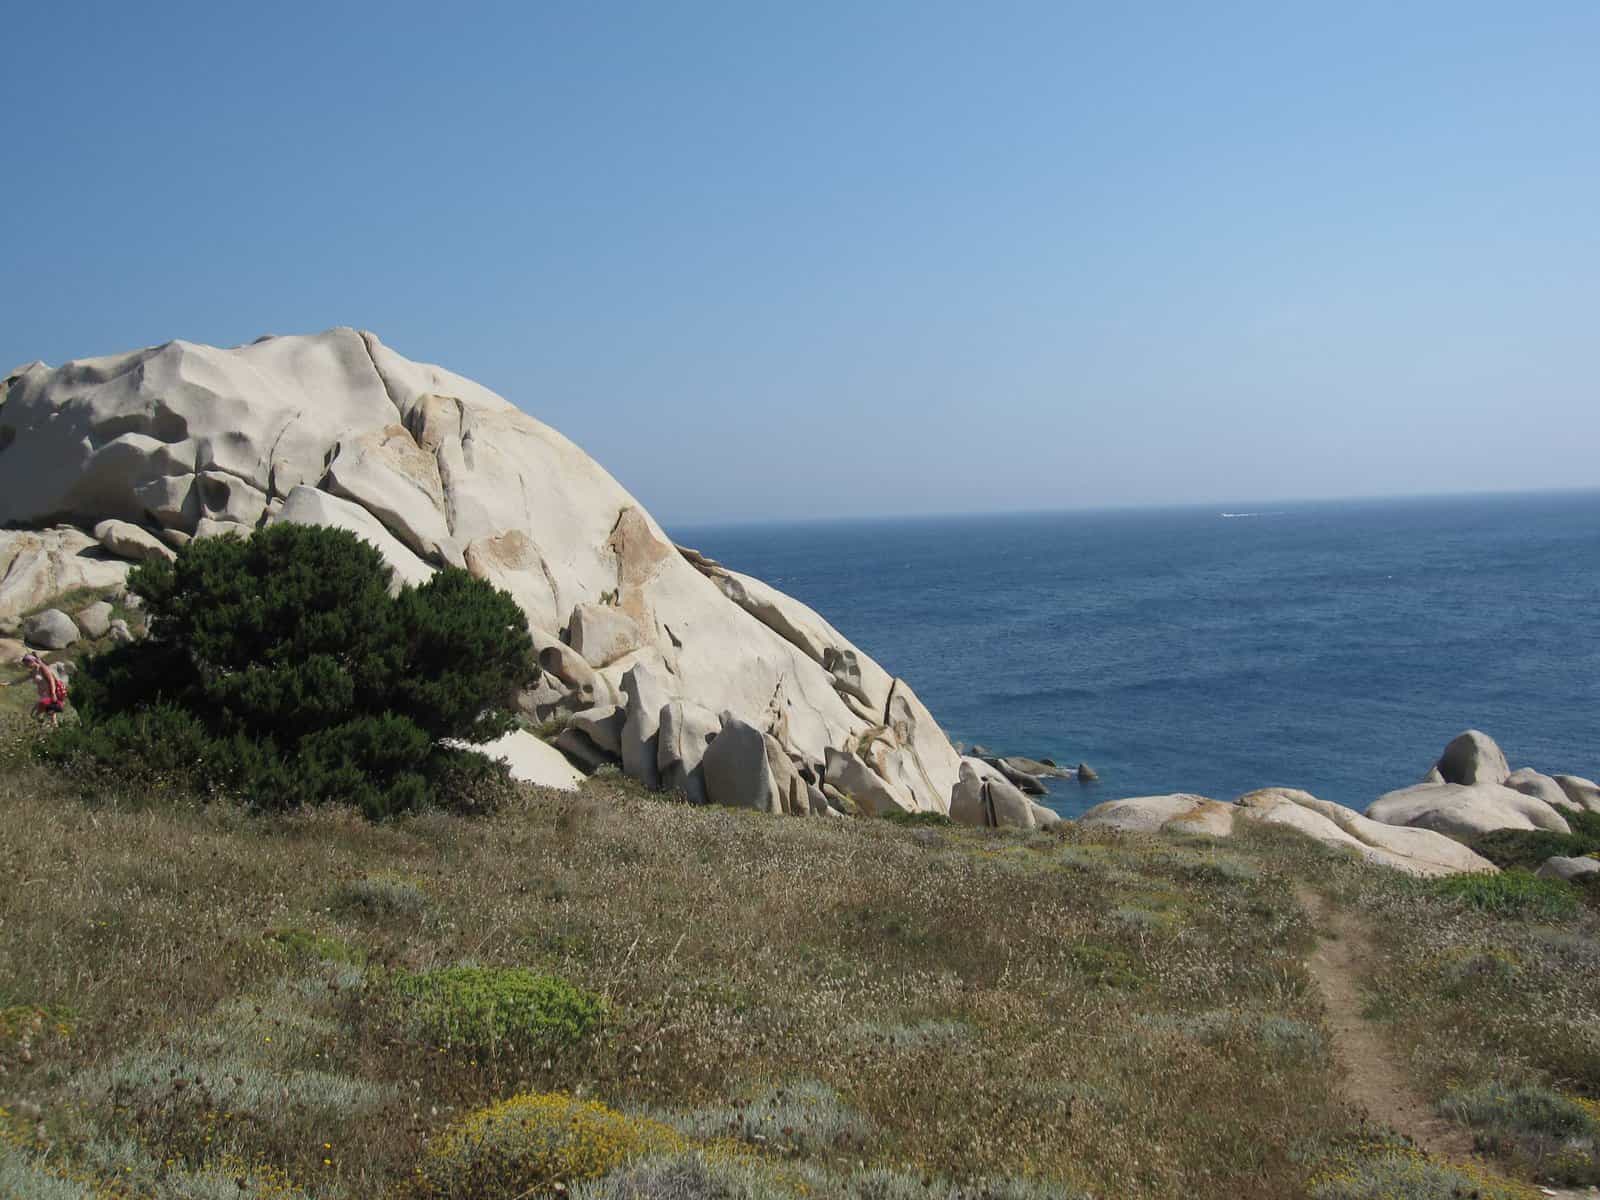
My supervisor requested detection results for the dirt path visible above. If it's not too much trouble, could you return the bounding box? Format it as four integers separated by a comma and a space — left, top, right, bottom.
1295, 886, 1482, 1163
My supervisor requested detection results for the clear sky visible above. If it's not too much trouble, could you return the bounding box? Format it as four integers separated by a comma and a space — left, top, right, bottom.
4, 2, 1596, 524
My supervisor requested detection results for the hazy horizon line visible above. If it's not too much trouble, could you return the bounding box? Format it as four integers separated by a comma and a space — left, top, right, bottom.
663, 484, 1600, 533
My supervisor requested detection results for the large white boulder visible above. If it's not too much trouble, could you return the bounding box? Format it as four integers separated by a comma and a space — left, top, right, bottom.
469, 729, 586, 792
1504, 767, 1578, 813
0, 329, 967, 816
1433, 729, 1510, 786
93, 519, 175, 564
22, 608, 79, 650
1367, 781, 1570, 838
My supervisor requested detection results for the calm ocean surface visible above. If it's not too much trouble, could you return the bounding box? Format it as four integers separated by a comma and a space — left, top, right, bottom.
672, 491, 1600, 819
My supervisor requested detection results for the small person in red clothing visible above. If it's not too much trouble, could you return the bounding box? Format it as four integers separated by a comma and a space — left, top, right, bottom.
6, 653, 69, 728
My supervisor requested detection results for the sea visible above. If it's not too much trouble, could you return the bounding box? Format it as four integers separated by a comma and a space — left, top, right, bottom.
671, 490, 1600, 820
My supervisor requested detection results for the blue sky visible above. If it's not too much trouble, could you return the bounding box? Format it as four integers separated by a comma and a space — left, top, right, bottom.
4, 1, 1596, 523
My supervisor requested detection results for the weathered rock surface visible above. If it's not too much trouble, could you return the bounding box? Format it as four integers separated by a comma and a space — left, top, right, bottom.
93, 519, 175, 564
824, 747, 914, 817
1367, 781, 1570, 838
1236, 789, 1494, 876
1434, 729, 1510, 786
568, 603, 643, 669
107, 619, 135, 645
569, 705, 625, 757
1536, 855, 1600, 882
0, 637, 27, 664
619, 664, 669, 792
702, 716, 776, 814
1081, 789, 1495, 875
470, 730, 586, 791
74, 601, 113, 640
1554, 775, 1600, 814
1504, 767, 1578, 813
0, 329, 967, 814
0, 528, 130, 619
22, 608, 79, 650
1076, 762, 1098, 782
1081, 794, 1233, 836
657, 699, 720, 803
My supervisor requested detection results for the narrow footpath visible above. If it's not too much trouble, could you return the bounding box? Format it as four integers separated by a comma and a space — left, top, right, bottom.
1298, 886, 1596, 1200
1296, 885, 1481, 1162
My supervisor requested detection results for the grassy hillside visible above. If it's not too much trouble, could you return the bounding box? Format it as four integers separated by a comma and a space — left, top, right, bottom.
0, 714, 1594, 1198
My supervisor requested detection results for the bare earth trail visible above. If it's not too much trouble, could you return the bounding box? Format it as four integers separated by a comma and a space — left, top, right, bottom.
1297, 886, 1599, 1199
1295, 885, 1483, 1163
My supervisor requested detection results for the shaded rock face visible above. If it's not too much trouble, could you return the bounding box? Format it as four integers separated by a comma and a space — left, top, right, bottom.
1362, 730, 1593, 838
1536, 855, 1600, 882
1434, 730, 1509, 787
0, 329, 965, 814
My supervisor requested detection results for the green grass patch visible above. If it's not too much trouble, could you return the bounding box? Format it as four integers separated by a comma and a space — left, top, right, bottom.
388, 965, 604, 1053
1429, 868, 1578, 919
264, 926, 363, 966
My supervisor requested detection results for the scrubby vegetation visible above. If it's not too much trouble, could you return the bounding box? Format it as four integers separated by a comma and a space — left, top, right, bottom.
40, 525, 532, 818
2, 714, 1595, 1196
1470, 808, 1600, 872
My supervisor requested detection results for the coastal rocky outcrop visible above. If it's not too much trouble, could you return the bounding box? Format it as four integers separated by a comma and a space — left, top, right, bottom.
0, 329, 966, 815
1365, 730, 1595, 838
1080, 788, 1494, 876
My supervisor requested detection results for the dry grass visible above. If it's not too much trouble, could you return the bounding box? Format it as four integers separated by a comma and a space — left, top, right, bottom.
0, 715, 1575, 1196
1239, 820, 1600, 1186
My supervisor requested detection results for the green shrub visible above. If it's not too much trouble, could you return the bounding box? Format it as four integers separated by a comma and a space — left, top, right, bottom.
1470, 828, 1598, 870
333, 874, 429, 918
880, 811, 953, 828
413, 1092, 684, 1200
1429, 869, 1578, 919
264, 927, 362, 966
389, 966, 604, 1053
660, 1080, 868, 1155
1309, 1143, 1536, 1199
48, 524, 533, 817
1439, 1081, 1597, 1142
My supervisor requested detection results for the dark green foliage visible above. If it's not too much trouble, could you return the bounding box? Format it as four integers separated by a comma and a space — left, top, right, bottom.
881, 810, 954, 828
48, 524, 533, 817
1429, 869, 1579, 920
388, 966, 605, 1053
1470, 828, 1597, 870
1469, 808, 1600, 870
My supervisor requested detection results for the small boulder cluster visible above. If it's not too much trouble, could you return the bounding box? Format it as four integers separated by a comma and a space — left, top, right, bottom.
1369, 729, 1599, 837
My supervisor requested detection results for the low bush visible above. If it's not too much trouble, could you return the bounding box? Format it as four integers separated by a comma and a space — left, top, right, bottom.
388, 966, 604, 1053
1439, 1081, 1597, 1141
1309, 1143, 1536, 1200
264, 927, 362, 966
412, 1092, 684, 1200
332, 873, 429, 918
1439, 1082, 1600, 1183
1470, 828, 1599, 870
661, 1080, 869, 1156
1429, 869, 1578, 919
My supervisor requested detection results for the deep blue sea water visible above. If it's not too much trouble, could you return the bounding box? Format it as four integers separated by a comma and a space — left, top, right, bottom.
672, 492, 1600, 819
